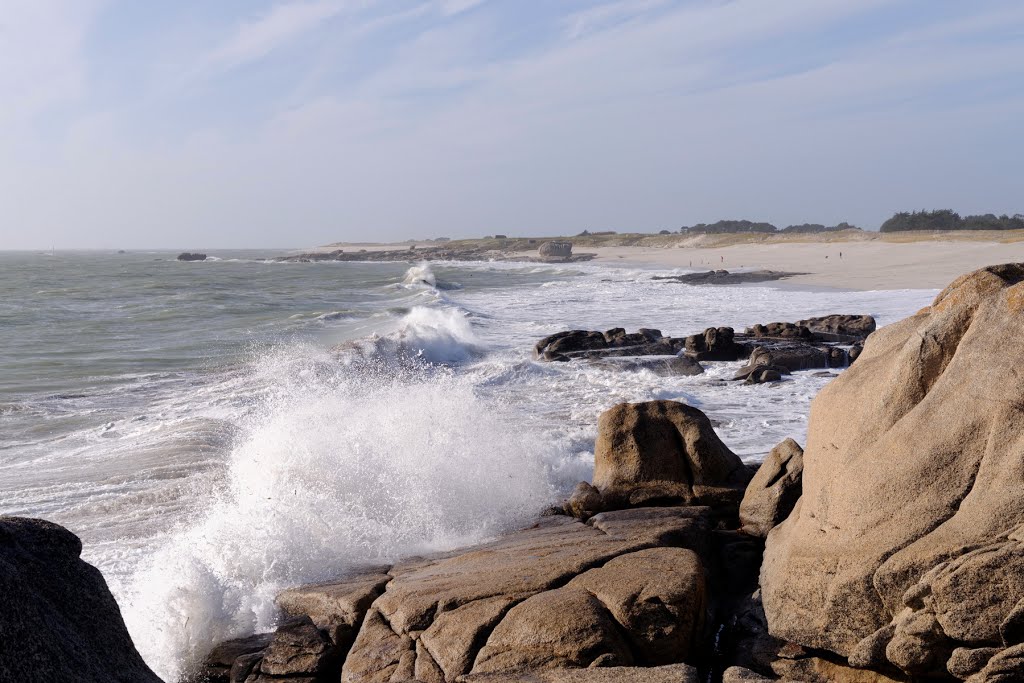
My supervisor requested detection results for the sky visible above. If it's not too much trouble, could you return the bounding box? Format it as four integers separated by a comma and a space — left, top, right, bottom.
1, 0, 1023, 249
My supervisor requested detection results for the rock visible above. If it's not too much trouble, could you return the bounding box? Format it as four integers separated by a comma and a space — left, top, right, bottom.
761, 265, 1024, 667
964, 643, 1024, 682
533, 330, 684, 362
653, 270, 801, 285
564, 482, 605, 520
0, 517, 161, 683
746, 322, 813, 340
739, 439, 804, 537
592, 401, 752, 510
722, 666, 774, 682
741, 344, 832, 373
458, 662, 701, 682
732, 364, 790, 382
796, 314, 876, 341
538, 241, 573, 261
947, 647, 1001, 679
848, 342, 864, 363
276, 570, 391, 646
198, 632, 273, 682
260, 616, 338, 676
745, 368, 783, 384
685, 327, 743, 361
589, 355, 704, 376
177, 252, 207, 261
770, 654, 908, 682
340, 508, 713, 683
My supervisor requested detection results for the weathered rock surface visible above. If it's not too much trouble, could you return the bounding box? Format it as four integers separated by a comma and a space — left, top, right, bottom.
761, 264, 1024, 678
0, 517, 162, 683
341, 508, 712, 683
796, 314, 876, 341
538, 241, 573, 261
592, 401, 752, 510
458, 662, 701, 682
739, 439, 804, 537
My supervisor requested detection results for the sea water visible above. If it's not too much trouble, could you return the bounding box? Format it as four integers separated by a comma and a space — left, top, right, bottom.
0, 250, 937, 680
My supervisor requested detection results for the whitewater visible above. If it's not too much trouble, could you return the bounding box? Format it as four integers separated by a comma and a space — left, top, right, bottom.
0, 250, 937, 680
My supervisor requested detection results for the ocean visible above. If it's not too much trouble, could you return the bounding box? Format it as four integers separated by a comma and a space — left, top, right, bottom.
0, 250, 936, 680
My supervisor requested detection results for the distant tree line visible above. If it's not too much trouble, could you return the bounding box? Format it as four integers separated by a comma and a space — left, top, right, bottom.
680, 220, 859, 235
879, 210, 1024, 232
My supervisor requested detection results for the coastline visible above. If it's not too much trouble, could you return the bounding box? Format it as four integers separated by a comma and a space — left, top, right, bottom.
313, 231, 1024, 291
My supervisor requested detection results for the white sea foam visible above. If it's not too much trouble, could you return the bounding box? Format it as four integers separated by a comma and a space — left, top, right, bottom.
121, 345, 563, 681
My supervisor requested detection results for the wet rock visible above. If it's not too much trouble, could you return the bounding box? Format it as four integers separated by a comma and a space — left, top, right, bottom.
534, 329, 684, 362
653, 270, 802, 285
199, 632, 273, 683
0, 517, 162, 683
177, 252, 208, 261
746, 322, 813, 340
589, 355, 704, 376
742, 344, 833, 373
260, 616, 337, 677
564, 482, 605, 520
796, 314, 876, 341
739, 439, 803, 538
592, 400, 752, 511
277, 570, 391, 647
685, 326, 744, 361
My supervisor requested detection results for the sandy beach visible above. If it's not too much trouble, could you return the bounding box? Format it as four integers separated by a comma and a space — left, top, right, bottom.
588, 239, 1024, 290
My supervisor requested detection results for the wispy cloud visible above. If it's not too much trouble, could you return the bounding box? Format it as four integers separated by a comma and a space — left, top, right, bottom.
202, 0, 349, 73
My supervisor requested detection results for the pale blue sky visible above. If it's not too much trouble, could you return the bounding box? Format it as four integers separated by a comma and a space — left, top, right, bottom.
2, 0, 1023, 248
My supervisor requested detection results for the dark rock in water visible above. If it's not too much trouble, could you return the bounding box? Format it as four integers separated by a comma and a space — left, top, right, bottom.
742, 344, 833, 373
534, 329, 685, 362
739, 439, 804, 538
177, 252, 207, 261
848, 342, 864, 363
0, 517, 161, 683
589, 355, 704, 377
797, 314, 876, 341
592, 400, 752, 513
653, 270, 803, 285
746, 322, 813, 340
685, 326, 745, 361
745, 368, 783, 384
732, 363, 790, 382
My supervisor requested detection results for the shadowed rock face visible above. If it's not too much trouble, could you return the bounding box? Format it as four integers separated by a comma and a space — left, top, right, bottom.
760, 263, 1024, 678
739, 438, 804, 538
0, 517, 162, 683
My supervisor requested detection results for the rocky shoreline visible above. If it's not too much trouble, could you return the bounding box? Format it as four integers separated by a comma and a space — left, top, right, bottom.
3, 264, 1024, 682
274, 244, 595, 264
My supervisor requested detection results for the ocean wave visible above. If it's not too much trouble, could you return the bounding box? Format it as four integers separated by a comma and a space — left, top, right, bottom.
120, 345, 562, 680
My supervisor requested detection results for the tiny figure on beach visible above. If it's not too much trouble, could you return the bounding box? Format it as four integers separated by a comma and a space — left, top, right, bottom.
840, 251, 843, 259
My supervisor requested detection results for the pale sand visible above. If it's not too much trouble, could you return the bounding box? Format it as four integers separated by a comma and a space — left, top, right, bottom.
588, 241, 1024, 290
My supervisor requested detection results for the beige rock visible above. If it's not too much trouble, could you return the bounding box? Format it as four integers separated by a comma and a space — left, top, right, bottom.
722, 666, 774, 682
341, 509, 711, 683
593, 400, 750, 508
770, 655, 907, 682
739, 438, 803, 537
457, 662, 700, 682
947, 647, 1001, 680
761, 265, 1024, 661
277, 569, 391, 644
965, 643, 1024, 682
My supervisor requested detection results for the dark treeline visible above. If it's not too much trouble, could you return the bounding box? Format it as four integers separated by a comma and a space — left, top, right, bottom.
879, 210, 1024, 232
680, 220, 859, 235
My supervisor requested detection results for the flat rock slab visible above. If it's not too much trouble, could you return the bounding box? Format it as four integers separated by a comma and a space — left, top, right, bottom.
457, 662, 701, 682
341, 509, 712, 683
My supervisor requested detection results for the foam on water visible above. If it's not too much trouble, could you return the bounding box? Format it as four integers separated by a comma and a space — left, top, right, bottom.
122, 344, 563, 681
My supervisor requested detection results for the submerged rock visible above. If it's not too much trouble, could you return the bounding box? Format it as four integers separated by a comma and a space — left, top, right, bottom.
533, 328, 685, 362
0, 517, 161, 683
761, 264, 1024, 679
653, 270, 803, 285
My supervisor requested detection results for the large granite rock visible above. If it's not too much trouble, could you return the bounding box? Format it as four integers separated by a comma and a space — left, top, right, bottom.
760, 264, 1024, 678
684, 327, 744, 361
340, 508, 712, 683
592, 400, 752, 510
459, 662, 700, 682
0, 517, 162, 683
739, 439, 804, 538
